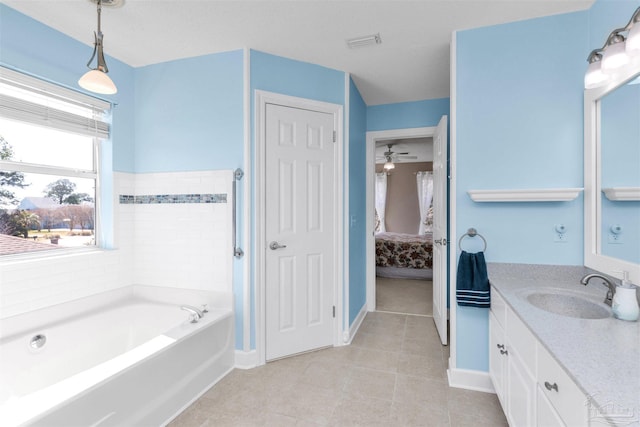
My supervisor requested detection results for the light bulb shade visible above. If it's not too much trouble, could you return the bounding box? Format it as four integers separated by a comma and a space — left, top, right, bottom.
602, 41, 629, 73
78, 69, 117, 94
627, 24, 640, 54
383, 161, 395, 171
584, 60, 610, 89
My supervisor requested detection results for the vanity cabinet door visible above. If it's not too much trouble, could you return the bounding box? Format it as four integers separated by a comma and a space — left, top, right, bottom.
489, 311, 507, 405
537, 344, 589, 426
536, 386, 566, 427
507, 348, 537, 427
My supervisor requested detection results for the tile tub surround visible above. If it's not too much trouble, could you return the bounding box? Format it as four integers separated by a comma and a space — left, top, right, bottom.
488, 263, 640, 425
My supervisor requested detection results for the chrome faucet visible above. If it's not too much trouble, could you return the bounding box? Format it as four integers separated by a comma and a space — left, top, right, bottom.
580, 273, 617, 306
181, 305, 204, 323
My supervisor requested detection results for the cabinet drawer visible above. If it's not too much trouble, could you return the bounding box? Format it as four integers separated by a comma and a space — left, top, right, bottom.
537, 345, 588, 427
506, 308, 536, 375
490, 287, 507, 328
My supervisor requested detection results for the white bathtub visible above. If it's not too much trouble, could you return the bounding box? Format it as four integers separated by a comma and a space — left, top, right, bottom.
0, 286, 234, 426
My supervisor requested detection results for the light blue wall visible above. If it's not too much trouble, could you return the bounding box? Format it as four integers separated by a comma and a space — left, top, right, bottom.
250, 50, 346, 347
0, 4, 136, 248
348, 77, 367, 325
133, 50, 246, 348
367, 98, 450, 131
134, 51, 244, 173
250, 50, 345, 106
455, 11, 588, 371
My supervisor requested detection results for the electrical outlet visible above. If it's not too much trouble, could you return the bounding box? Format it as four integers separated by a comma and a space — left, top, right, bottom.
554, 224, 567, 243
608, 224, 623, 244
608, 233, 623, 244
554, 232, 567, 243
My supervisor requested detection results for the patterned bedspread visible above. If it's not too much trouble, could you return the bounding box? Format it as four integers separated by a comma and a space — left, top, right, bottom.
375, 232, 433, 270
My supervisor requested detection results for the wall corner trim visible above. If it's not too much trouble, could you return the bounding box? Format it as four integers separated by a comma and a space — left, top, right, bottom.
447, 367, 495, 394
234, 349, 259, 369
345, 304, 368, 344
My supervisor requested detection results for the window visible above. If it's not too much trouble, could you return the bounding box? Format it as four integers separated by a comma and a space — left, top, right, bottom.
0, 67, 111, 256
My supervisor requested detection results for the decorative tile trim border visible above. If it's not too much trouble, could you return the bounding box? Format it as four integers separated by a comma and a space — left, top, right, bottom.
119, 193, 227, 204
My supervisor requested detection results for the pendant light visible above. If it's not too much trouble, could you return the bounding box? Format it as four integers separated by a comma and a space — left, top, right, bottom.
78, 0, 117, 95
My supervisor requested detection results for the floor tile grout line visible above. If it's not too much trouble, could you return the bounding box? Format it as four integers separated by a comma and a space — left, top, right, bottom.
376, 309, 433, 318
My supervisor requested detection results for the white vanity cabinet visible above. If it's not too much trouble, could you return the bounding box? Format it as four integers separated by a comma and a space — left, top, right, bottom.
489, 290, 536, 427
489, 288, 589, 427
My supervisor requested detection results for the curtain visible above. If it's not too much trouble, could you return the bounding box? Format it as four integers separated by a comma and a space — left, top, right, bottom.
416, 171, 434, 235
374, 172, 388, 233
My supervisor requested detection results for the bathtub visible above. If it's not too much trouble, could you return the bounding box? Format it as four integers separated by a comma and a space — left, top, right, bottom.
0, 285, 234, 426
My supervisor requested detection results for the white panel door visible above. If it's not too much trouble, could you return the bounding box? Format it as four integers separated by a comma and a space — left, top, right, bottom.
265, 103, 335, 361
432, 115, 448, 345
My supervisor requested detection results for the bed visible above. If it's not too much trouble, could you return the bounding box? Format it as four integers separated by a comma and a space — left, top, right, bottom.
375, 232, 433, 280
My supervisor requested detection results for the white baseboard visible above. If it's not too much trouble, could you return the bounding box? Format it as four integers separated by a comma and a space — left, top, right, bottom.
344, 304, 368, 344
234, 350, 258, 369
447, 366, 496, 394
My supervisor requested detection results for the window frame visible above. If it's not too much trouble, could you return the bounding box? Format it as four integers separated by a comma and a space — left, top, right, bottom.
0, 67, 111, 256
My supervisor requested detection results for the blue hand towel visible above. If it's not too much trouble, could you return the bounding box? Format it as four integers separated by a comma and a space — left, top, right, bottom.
456, 251, 490, 308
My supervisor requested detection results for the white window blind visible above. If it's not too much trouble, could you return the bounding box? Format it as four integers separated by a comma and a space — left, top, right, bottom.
0, 67, 111, 138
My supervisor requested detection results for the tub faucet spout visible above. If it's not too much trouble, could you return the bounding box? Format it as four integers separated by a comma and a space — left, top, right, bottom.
580, 273, 617, 306
181, 305, 204, 323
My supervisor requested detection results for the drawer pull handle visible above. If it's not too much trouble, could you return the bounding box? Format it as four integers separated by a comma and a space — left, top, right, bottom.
544, 381, 559, 392
500, 349, 508, 355
496, 344, 505, 349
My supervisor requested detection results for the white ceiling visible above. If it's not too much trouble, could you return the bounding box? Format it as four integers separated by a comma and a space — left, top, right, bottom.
1, 0, 593, 105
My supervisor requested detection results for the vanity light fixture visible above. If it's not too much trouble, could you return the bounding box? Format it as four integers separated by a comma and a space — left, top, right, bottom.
585, 52, 609, 89
601, 32, 629, 73
78, 0, 120, 95
585, 6, 640, 89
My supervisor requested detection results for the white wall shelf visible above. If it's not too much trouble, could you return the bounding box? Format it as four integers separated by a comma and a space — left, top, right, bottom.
602, 187, 640, 201
467, 188, 583, 203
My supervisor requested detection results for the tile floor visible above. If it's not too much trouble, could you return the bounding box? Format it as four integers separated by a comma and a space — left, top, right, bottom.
169, 312, 507, 427
376, 277, 433, 316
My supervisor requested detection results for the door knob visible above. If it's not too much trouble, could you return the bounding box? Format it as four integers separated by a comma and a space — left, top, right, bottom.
269, 241, 287, 250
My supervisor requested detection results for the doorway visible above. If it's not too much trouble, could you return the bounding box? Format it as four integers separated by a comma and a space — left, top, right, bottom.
365, 119, 449, 344
374, 145, 434, 316
255, 91, 344, 364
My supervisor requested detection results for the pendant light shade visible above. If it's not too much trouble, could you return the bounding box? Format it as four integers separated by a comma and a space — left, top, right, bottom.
383, 160, 395, 171
79, 69, 117, 94
79, 0, 117, 95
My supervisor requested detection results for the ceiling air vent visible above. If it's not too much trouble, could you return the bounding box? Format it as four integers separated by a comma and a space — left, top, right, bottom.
346, 33, 382, 49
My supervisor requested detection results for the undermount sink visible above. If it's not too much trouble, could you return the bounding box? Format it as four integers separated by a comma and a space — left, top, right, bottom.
524, 290, 612, 319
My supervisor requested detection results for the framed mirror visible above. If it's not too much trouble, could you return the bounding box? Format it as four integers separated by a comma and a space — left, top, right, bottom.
585, 64, 640, 284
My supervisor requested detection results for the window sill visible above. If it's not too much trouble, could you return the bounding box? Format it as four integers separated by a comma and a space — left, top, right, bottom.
0, 246, 112, 266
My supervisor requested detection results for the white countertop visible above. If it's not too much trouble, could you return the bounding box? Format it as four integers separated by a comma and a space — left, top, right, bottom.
488, 263, 640, 426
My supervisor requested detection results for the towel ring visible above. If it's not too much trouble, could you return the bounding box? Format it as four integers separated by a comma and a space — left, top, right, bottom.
458, 228, 487, 252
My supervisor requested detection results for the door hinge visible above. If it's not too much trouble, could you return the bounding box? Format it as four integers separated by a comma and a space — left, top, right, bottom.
333, 306, 336, 318
332, 130, 336, 143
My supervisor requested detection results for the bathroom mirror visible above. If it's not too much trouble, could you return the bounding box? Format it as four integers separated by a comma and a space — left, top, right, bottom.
585, 65, 640, 284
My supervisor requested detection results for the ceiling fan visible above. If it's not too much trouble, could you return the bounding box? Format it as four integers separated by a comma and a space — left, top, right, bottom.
376, 143, 417, 170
